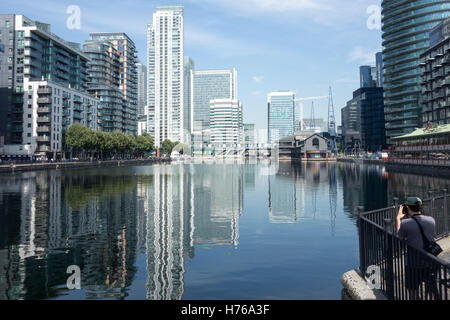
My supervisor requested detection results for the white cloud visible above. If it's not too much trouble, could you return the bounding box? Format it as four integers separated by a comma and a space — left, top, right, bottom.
252, 76, 264, 84
347, 46, 379, 64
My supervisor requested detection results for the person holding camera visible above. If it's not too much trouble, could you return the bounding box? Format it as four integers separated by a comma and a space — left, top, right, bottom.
396, 197, 439, 299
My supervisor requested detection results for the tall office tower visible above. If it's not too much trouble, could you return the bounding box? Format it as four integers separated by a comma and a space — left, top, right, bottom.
0, 15, 98, 159
136, 60, 147, 116
83, 40, 124, 132
341, 96, 361, 152
191, 68, 237, 132
89, 32, 138, 135
210, 99, 243, 151
375, 52, 383, 87
371, 67, 378, 87
267, 91, 296, 145
147, 6, 185, 147
183, 57, 194, 135
360, 66, 373, 88
382, 0, 450, 144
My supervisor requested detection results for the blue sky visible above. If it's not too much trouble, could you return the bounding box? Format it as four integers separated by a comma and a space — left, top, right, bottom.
1, 0, 382, 130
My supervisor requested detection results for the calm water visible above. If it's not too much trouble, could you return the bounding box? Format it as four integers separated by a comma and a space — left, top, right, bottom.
0, 160, 449, 300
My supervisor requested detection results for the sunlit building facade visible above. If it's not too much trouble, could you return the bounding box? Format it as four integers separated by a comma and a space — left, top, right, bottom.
382, 0, 450, 144
267, 91, 296, 145
147, 6, 185, 146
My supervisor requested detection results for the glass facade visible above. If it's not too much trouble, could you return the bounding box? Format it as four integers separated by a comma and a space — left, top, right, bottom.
89, 33, 138, 135
83, 40, 124, 132
184, 57, 194, 134
382, 0, 450, 144
192, 69, 236, 132
267, 91, 295, 145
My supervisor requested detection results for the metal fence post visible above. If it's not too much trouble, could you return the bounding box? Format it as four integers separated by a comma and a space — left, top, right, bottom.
393, 197, 399, 231
443, 189, 448, 237
357, 206, 365, 276
428, 190, 434, 218
384, 218, 395, 300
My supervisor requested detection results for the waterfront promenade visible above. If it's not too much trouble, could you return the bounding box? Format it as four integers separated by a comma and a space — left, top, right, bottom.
0, 158, 170, 173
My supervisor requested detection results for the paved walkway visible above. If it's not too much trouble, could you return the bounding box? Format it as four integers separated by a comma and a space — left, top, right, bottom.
438, 237, 450, 263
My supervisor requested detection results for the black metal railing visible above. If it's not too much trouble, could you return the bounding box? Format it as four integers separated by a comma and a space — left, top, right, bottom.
358, 190, 450, 300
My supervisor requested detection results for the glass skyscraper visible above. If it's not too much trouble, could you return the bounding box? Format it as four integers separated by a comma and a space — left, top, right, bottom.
267, 91, 296, 145
191, 69, 237, 132
382, 0, 450, 144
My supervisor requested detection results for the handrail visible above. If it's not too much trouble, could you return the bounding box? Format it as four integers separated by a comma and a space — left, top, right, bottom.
357, 193, 450, 300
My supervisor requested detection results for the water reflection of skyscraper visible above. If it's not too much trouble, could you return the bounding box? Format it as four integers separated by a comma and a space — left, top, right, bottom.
0, 171, 141, 299
268, 162, 336, 226
0, 164, 245, 300
144, 164, 243, 300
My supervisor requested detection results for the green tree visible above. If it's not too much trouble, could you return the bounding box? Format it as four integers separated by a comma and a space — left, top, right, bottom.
137, 133, 154, 153
161, 139, 179, 155
66, 124, 92, 159
66, 124, 87, 151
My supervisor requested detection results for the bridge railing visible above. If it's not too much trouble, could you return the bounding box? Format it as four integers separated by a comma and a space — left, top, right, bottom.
357, 190, 450, 300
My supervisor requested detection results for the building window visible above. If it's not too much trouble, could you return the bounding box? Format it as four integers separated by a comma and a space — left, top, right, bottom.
312, 138, 319, 147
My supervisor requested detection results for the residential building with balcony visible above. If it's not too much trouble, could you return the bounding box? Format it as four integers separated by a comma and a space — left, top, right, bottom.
0, 78, 99, 159
83, 39, 124, 132
147, 6, 185, 146
420, 18, 450, 126
0, 14, 90, 147
89, 32, 138, 135
381, 0, 450, 144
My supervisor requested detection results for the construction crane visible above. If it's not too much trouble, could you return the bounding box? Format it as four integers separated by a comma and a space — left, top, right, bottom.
327, 86, 337, 154
294, 96, 328, 131
309, 101, 316, 131
294, 88, 337, 154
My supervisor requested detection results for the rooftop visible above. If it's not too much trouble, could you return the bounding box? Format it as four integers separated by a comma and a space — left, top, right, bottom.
392, 124, 450, 140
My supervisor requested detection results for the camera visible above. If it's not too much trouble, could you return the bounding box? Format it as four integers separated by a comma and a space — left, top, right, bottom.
402, 204, 409, 216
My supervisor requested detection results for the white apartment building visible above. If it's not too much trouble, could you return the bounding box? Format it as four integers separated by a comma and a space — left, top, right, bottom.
147, 6, 185, 147
0, 78, 99, 159
210, 99, 243, 152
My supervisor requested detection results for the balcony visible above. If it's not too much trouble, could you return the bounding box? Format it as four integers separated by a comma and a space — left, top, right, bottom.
37, 117, 51, 123
36, 136, 50, 142
37, 107, 51, 114
37, 87, 52, 95
37, 97, 52, 104
73, 104, 84, 112
37, 146, 50, 152
73, 112, 83, 120
37, 126, 50, 133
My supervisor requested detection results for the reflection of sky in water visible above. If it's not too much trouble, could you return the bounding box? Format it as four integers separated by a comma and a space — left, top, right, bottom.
0, 162, 448, 300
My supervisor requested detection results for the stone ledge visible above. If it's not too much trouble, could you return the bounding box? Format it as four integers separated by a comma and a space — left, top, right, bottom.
341, 269, 387, 300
